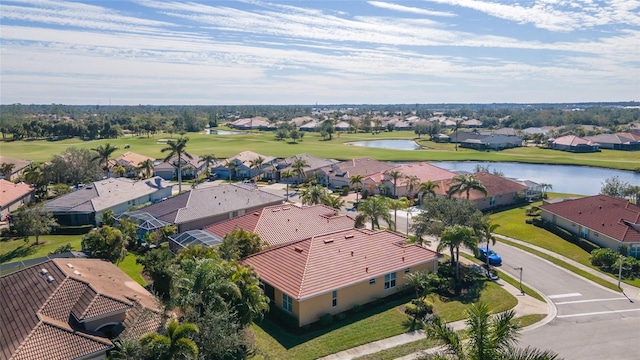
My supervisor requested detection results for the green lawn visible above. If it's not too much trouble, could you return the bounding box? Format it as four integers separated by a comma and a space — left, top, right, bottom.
251, 280, 516, 360
1, 130, 638, 170
0, 235, 84, 263
117, 252, 147, 287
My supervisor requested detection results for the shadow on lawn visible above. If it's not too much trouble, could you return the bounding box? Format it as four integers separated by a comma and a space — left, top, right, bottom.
255, 293, 415, 350
0, 242, 36, 264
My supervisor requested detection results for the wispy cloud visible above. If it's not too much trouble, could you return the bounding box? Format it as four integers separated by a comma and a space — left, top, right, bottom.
367, 1, 457, 17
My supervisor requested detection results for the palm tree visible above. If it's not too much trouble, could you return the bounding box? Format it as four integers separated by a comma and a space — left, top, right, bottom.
0, 162, 15, 179
249, 156, 266, 182
540, 183, 553, 198
477, 217, 500, 269
198, 154, 217, 176
354, 195, 393, 230
139, 319, 199, 360
438, 225, 478, 290
453, 118, 464, 152
110, 339, 142, 360
386, 170, 404, 198
388, 197, 409, 232
113, 165, 126, 177
418, 180, 440, 206
350, 174, 364, 203
405, 175, 420, 202
323, 193, 345, 210
161, 136, 192, 193
291, 158, 309, 184
448, 174, 488, 200
425, 302, 560, 360
225, 161, 238, 182
300, 184, 327, 205
91, 143, 118, 177
138, 159, 155, 179
281, 170, 295, 197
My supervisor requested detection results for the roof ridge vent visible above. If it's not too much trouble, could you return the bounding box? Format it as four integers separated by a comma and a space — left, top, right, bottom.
46, 275, 55, 283
344, 234, 354, 239
66, 263, 74, 268
40, 268, 48, 275
323, 238, 334, 244
294, 246, 304, 253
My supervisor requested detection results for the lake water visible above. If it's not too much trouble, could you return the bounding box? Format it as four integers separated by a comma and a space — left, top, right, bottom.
347, 140, 420, 150
430, 161, 640, 196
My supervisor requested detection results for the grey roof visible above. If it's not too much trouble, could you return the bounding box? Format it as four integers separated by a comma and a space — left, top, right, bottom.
138, 183, 284, 225
44, 177, 172, 214
481, 134, 522, 145
117, 211, 169, 231
270, 154, 338, 172
170, 230, 223, 248
495, 128, 518, 136
584, 133, 638, 145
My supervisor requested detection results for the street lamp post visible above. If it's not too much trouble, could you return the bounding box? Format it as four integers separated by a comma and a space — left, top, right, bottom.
514, 267, 524, 295
618, 255, 624, 289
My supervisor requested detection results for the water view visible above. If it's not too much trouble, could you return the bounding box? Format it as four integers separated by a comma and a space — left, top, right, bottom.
347, 140, 420, 150
430, 161, 640, 196
206, 129, 245, 135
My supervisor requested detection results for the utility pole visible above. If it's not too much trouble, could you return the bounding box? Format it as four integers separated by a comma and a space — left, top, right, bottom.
514, 267, 524, 295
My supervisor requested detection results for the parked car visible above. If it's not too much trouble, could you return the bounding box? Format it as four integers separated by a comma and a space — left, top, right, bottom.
477, 247, 502, 266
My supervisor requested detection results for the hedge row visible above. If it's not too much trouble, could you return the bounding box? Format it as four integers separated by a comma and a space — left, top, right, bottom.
532, 218, 600, 253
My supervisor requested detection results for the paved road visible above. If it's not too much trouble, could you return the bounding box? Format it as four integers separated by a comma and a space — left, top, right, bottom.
492, 242, 640, 360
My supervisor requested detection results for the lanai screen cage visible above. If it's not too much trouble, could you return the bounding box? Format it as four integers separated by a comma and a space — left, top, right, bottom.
116, 211, 170, 238
169, 230, 223, 253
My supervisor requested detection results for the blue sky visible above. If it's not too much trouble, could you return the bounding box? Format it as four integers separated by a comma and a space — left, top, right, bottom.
1, 0, 638, 105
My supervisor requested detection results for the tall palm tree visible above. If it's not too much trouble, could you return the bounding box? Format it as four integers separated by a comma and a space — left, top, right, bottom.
249, 156, 266, 182
198, 154, 217, 176
448, 174, 488, 200
540, 183, 553, 198
291, 158, 309, 184
477, 217, 500, 269
91, 143, 118, 177
281, 170, 295, 197
110, 339, 142, 360
323, 193, 345, 210
350, 174, 364, 203
229, 263, 270, 326
453, 118, 464, 152
225, 160, 238, 183
438, 225, 478, 290
139, 319, 199, 360
354, 195, 393, 230
300, 184, 327, 205
386, 170, 404, 198
388, 197, 410, 233
418, 180, 440, 206
161, 136, 192, 193
138, 159, 155, 179
425, 302, 560, 360
405, 175, 420, 202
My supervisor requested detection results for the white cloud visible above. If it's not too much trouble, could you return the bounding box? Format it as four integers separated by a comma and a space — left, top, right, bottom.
367, 1, 457, 17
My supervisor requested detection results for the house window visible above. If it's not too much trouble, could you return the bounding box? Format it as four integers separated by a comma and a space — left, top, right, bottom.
332, 290, 337, 307
489, 196, 496, 206
630, 244, 640, 258
282, 293, 292, 313
369, 278, 376, 285
384, 272, 396, 289
580, 227, 588, 239
404, 268, 411, 274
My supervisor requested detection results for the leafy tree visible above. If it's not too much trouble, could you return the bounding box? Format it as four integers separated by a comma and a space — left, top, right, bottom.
438, 225, 478, 291
600, 176, 631, 199
137, 247, 174, 297
0, 162, 15, 179
161, 136, 192, 193
448, 174, 488, 200
354, 195, 393, 230
289, 128, 300, 143
82, 225, 127, 263
413, 122, 429, 138
176, 244, 220, 262
101, 209, 117, 227
47, 147, 102, 187
139, 319, 199, 360
91, 143, 119, 177
10, 204, 58, 245
182, 309, 253, 360
219, 229, 264, 261
138, 159, 155, 179
320, 120, 335, 140
350, 174, 364, 203
423, 302, 560, 360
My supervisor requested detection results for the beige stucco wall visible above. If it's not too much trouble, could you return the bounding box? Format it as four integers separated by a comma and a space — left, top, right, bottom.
1, 191, 34, 219
473, 191, 522, 210
279, 260, 438, 327
541, 209, 623, 251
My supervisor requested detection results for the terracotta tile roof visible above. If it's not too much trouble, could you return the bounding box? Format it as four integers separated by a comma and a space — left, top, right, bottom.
322, 158, 394, 179
0, 258, 162, 360
12, 322, 112, 360
110, 151, 155, 168
385, 162, 457, 187
140, 184, 284, 225
242, 229, 439, 300
0, 156, 31, 176
205, 204, 355, 247
435, 172, 528, 200
0, 180, 34, 208
540, 195, 640, 243
552, 135, 599, 146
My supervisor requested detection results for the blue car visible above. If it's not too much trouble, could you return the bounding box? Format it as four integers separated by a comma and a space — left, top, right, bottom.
477, 247, 502, 266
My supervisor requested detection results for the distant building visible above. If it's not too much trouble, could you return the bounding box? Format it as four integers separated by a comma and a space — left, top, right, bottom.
0, 156, 32, 181
549, 135, 600, 153
0, 179, 35, 220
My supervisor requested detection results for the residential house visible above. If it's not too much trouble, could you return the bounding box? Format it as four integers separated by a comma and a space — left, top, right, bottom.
242, 228, 440, 327
334, 121, 352, 131
299, 121, 320, 131
549, 135, 600, 153
584, 133, 640, 151
109, 151, 155, 178
462, 119, 483, 128
135, 183, 284, 232
362, 162, 457, 198
290, 116, 315, 127
509, 178, 543, 201
540, 195, 640, 258
0, 180, 35, 220
154, 154, 205, 181
0, 156, 32, 181
319, 158, 394, 189
0, 258, 162, 360
263, 154, 338, 183
210, 151, 277, 181
228, 117, 272, 130
204, 204, 355, 247
43, 177, 173, 226
460, 134, 523, 150
495, 128, 518, 136
435, 172, 528, 210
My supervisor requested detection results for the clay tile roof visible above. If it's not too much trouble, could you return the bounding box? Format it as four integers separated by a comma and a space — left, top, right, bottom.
40, 278, 92, 322
242, 229, 439, 300
323, 158, 394, 178
386, 162, 457, 186
0, 179, 34, 208
111, 151, 155, 167
205, 204, 355, 247
552, 135, 599, 146
540, 195, 640, 243
436, 172, 528, 200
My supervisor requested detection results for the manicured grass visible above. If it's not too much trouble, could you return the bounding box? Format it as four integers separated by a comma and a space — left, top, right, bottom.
0, 235, 84, 263
514, 314, 547, 328
354, 338, 441, 360
2, 130, 638, 170
251, 280, 516, 360
117, 252, 147, 287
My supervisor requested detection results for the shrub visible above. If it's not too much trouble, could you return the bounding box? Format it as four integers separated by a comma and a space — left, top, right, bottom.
616, 256, 640, 279
49, 243, 73, 255
535, 220, 599, 253
351, 304, 363, 313
590, 248, 618, 271
319, 313, 333, 326
341, 186, 350, 196
336, 312, 347, 321
52, 224, 94, 235
405, 298, 434, 319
